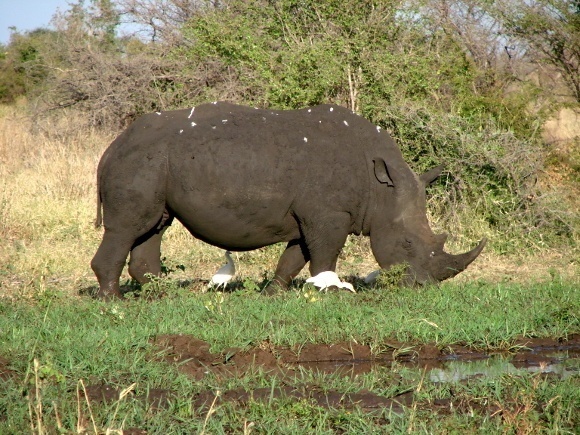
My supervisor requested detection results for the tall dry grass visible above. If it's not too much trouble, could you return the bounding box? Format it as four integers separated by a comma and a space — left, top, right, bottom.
1, 104, 576, 299
1, 103, 109, 297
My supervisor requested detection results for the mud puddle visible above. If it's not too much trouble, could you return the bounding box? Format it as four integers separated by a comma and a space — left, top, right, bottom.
1, 335, 576, 417
148, 334, 578, 413
311, 342, 580, 382
150, 334, 579, 382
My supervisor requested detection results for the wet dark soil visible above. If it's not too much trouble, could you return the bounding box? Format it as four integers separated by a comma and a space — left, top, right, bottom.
144, 334, 579, 412
1, 335, 577, 416
197, 387, 413, 413
81, 383, 174, 411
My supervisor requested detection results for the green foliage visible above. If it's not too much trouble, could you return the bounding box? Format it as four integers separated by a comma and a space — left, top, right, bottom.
0, 278, 578, 432
180, 0, 478, 110
177, 0, 568, 251
0, 29, 56, 102
373, 263, 411, 289
88, 0, 120, 48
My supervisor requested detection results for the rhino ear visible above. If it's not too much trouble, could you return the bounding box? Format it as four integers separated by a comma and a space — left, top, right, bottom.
373, 158, 394, 186
419, 164, 444, 186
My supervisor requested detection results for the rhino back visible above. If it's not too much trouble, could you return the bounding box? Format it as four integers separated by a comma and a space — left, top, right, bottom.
100, 102, 390, 248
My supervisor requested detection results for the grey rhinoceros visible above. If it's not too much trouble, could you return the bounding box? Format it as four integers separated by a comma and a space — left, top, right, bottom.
91, 102, 485, 298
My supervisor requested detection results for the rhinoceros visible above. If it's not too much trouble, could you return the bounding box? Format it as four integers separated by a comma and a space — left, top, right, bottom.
91, 102, 485, 298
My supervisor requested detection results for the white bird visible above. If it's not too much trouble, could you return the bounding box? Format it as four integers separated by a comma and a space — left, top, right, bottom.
364, 269, 381, 285
306, 271, 355, 293
207, 251, 236, 291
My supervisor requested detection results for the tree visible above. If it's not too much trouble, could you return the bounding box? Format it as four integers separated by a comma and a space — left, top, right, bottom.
114, 0, 222, 44
491, 0, 580, 102
89, 0, 121, 47
34, 0, 190, 127
0, 28, 57, 102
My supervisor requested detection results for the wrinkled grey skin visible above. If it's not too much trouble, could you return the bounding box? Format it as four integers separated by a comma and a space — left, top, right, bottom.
92, 102, 485, 299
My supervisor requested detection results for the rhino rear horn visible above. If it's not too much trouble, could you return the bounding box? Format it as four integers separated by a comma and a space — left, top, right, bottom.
420, 165, 445, 186
435, 233, 448, 248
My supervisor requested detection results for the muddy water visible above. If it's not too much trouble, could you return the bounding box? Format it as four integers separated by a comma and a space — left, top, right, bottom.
148, 334, 579, 383
430, 352, 578, 383
300, 342, 580, 382
432, 341, 579, 382
66, 336, 580, 416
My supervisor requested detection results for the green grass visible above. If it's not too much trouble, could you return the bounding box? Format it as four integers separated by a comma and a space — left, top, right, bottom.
0, 278, 578, 433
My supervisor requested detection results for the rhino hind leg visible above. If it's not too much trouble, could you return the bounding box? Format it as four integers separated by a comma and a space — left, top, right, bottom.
91, 230, 136, 300
91, 206, 168, 300
128, 210, 174, 284
263, 239, 310, 295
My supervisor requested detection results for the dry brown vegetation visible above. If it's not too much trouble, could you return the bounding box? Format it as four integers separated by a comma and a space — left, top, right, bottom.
1, 101, 577, 299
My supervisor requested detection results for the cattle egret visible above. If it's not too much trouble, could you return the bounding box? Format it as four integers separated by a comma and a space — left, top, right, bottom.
207, 251, 235, 290
306, 271, 355, 293
364, 269, 381, 285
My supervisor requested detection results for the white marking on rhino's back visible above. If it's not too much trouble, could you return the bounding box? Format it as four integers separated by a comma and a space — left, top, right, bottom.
343, 120, 349, 126
304, 137, 308, 143
191, 122, 197, 127
188, 107, 195, 118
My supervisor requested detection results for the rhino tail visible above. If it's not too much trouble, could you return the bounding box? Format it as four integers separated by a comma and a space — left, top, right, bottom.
95, 191, 103, 228
95, 154, 104, 228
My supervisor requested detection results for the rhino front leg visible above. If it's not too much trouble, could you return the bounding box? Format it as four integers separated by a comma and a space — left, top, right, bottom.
263, 239, 310, 295
302, 212, 350, 277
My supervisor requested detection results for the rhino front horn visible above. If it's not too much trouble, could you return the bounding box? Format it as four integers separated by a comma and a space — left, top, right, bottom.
459, 237, 486, 267
442, 238, 487, 279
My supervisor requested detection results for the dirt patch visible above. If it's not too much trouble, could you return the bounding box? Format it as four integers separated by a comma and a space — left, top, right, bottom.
194, 387, 412, 413
542, 108, 580, 145
149, 333, 579, 412
82, 383, 174, 411
146, 335, 580, 414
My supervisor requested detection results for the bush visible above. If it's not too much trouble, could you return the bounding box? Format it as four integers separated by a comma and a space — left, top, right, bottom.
176, 0, 571, 250
17, 0, 577, 251
0, 29, 55, 103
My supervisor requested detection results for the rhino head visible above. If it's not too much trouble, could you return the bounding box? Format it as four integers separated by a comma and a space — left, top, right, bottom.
369, 160, 486, 285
